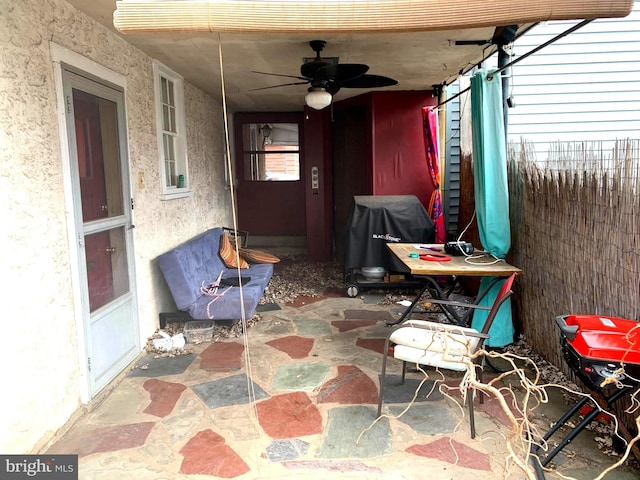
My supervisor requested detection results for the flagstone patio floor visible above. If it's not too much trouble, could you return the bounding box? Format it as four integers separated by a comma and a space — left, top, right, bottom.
47, 291, 639, 480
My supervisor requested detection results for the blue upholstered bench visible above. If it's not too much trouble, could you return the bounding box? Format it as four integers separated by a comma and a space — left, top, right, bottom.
157, 227, 274, 325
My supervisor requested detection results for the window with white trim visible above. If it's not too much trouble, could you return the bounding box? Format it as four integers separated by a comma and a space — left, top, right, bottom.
152, 60, 190, 199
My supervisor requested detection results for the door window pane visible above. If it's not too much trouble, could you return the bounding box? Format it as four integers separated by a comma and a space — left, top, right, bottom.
84, 227, 129, 312
241, 123, 300, 181
73, 90, 124, 221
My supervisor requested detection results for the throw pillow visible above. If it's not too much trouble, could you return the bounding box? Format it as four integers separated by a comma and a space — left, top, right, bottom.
219, 232, 249, 269
239, 248, 281, 264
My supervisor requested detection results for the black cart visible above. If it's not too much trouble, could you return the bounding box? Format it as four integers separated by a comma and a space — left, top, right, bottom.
342, 195, 435, 297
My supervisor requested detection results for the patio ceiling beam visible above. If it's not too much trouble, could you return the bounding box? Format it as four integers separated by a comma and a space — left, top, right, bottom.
113, 0, 634, 35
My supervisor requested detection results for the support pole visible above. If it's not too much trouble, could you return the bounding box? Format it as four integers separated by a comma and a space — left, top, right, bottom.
497, 45, 511, 141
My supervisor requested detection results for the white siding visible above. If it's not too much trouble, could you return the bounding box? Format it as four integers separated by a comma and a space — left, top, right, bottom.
506, 2, 640, 160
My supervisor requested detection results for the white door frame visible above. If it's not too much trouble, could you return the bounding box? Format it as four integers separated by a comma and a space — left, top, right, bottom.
50, 42, 139, 402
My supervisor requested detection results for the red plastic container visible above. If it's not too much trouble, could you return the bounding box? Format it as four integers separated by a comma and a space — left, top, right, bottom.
556, 314, 640, 390
556, 314, 640, 364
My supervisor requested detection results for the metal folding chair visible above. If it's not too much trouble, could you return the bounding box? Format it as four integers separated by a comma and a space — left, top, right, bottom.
377, 273, 517, 438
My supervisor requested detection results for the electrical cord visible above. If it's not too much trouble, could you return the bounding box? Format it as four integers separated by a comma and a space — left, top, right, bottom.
456, 210, 505, 265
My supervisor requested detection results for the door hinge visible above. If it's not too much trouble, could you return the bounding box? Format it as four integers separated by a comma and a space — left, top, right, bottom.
66, 95, 72, 114
131, 198, 134, 210
87, 357, 92, 372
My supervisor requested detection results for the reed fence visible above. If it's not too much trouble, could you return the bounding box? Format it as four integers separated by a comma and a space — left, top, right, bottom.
459, 138, 640, 434
508, 139, 640, 370
460, 139, 640, 354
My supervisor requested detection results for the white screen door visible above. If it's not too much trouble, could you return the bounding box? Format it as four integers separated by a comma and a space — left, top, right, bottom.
62, 68, 139, 397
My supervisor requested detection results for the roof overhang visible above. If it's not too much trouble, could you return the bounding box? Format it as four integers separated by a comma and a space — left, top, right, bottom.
113, 0, 633, 34
64, 0, 634, 111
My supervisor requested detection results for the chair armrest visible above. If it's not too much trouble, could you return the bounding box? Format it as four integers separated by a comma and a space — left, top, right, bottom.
465, 331, 490, 339
425, 299, 491, 310
402, 320, 490, 339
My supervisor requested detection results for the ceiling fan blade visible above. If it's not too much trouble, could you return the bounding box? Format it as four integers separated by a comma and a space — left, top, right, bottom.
300, 60, 331, 79
252, 70, 308, 81
249, 81, 310, 92
326, 83, 341, 95
340, 74, 398, 89
315, 63, 369, 82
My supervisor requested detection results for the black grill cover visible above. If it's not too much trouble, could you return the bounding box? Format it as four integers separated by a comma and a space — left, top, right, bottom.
343, 195, 435, 273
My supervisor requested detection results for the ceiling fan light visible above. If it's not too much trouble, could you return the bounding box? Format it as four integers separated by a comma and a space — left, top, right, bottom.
305, 88, 332, 110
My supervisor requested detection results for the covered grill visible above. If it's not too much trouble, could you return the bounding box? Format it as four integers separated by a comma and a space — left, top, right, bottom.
531, 314, 640, 479
342, 195, 435, 297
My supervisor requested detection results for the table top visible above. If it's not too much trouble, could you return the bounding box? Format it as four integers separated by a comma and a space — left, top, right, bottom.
386, 243, 522, 276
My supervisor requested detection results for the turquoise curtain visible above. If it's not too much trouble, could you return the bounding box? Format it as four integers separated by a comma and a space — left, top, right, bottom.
469, 70, 513, 347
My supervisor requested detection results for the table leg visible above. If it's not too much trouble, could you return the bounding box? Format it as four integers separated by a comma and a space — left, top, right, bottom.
458, 276, 504, 325
386, 276, 465, 326
386, 275, 506, 327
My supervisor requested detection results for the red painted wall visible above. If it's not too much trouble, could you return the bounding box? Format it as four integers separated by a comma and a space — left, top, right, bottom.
303, 90, 437, 261
303, 106, 333, 261
370, 91, 438, 210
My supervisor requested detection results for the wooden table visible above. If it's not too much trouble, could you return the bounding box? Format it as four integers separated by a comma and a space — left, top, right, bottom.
386, 243, 522, 276
386, 243, 521, 325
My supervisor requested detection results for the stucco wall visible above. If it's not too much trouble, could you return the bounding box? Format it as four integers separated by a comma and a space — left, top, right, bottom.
0, 0, 230, 453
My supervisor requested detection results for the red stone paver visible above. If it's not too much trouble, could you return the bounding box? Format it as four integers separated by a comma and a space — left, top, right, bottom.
442, 379, 522, 428
256, 392, 323, 438
48, 422, 155, 457
199, 341, 244, 370
322, 287, 345, 297
286, 295, 325, 307
143, 379, 187, 417
179, 429, 249, 477
331, 320, 377, 332
266, 335, 314, 359
476, 390, 523, 427
317, 365, 378, 404
355, 337, 386, 354
406, 437, 491, 471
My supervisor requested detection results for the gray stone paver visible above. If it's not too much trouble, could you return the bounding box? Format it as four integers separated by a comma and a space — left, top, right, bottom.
380, 374, 444, 404
271, 362, 331, 391
317, 405, 393, 459
265, 438, 309, 462
293, 317, 333, 336
127, 353, 196, 377
390, 403, 458, 435
191, 373, 269, 408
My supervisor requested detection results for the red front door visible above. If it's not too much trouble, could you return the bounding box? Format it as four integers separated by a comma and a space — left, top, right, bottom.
234, 113, 306, 235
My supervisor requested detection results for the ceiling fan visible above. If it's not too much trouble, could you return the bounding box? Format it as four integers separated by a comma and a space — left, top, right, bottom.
252, 40, 398, 110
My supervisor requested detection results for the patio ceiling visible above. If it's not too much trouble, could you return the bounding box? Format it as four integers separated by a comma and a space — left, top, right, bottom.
65, 0, 634, 112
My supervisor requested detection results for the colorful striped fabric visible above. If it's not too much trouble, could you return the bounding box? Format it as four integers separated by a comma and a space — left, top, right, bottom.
219, 232, 249, 269
239, 248, 280, 264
